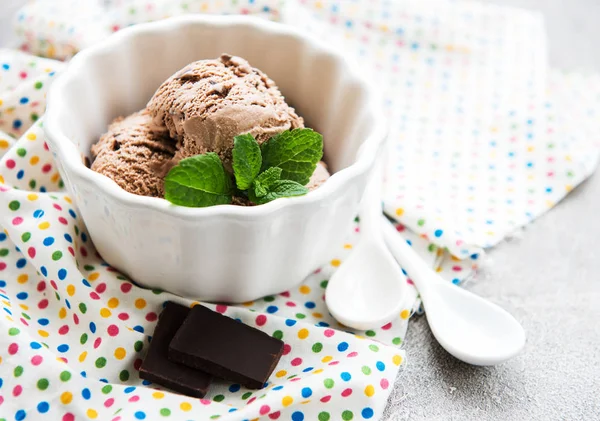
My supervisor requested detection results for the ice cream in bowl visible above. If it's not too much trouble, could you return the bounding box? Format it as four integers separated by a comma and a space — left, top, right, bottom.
44, 15, 387, 303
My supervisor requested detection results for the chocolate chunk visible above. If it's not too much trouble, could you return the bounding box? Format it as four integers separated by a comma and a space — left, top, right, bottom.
139, 302, 212, 397
169, 305, 284, 389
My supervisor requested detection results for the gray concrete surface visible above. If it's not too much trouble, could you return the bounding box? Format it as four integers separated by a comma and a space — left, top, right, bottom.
384, 1, 600, 420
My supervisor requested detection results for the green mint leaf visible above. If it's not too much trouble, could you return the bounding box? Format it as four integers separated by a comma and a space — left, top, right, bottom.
249, 179, 308, 205
164, 153, 232, 207
232, 133, 262, 190
252, 167, 283, 198
260, 128, 323, 185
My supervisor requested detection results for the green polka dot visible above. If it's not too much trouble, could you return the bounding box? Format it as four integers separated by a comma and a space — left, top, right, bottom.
151, 289, 163, 295
134, 341, 143, 352
30, 113, 39, 122
213, 395, 225, 402
210, 416, 220, 420
60, 371, 71, 382
263, 295, 275, 302
74, 226, 79, 235
312, 342, 323, 353
8, 327, 19, 336
0, 249, 8, 257
428, 244, 436, 252
54, 292, 60, 301
160, 408, 171, 416
21, 232, 31, 242
34, 81, 43, 89
52, 251, 63, 261
369, 344, 379, 352
102, 385, 112, 394
342, 410, 354, 420
273, 330, 283, 340
392, 337, 402, 345
8, 201, 20, 211
79, 303, 87, 314
116, 275, 126, 280
295, 313, 306, 319
95, 357, 107, 368
14, 366, 23, 377
567, 171, 574, 177
362, 366, 371, 375
365, 330, 376, 337
16, 148, 26, 157
318, 412, 330, 421
119, 370, 129, 381
320, 280, 328, 289
28, 179, 36, 189
21, 312, 30, 320
324, 378, 334, 389
37, 378, 49, 390
80, 333, 88, 345
83, 265, 94, 271
241, 392, 252, 400
417, 219, 425, 226
58, 180, 64, 189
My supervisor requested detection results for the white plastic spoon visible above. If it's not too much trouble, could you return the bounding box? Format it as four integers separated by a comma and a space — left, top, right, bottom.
381, 217, 526, 365
325, 165, 406, 331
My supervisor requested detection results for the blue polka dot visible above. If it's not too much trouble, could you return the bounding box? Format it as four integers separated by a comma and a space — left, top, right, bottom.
341, 372, 351, 381
0, 233, 5, 241
471, 253, 479, 260
526, 162, 533, 168
545, 187, 552, 193
141, 379, 151, 385
81, 232, 87, 242
15, 409, 26, 420
452, 278, 460, 285
80, 371, 87, 377
285, 319, 297, 327
57, 344, 69, 353
64, 234, 72, 243
0, 281, 5, 287
82, 388, 91, 399
89, 322, 96, 333
16, 292, 28, 300
376, 361, 385, 371
30, 341, 42, 349
229, 408, 237, 412
229, 384, 241, 392
434, 229, 443, 237
1, 63, 9, 70
272, 385, 284, 391
301, 387, 312, 398
40, 266, 47, 276
266, 306, 278, 314
304, 301, 316, 309
38, 318, 49, 326
411, 42, 419, 50
16, 258, 27, 268
291, 411, 304, 421
302, 366, 314, 372
135, 412, 146, 420
13, 119, 22, 129
317, 321, 330, 327
337, 341, 349, 352
43, 237, 54, 246
0, 378, 3, 388
68, 209, 77, 219
19, 97, 29, 104
82, 279, 91, 287
406, 239, 412, 246
37, 401, 49, 413
361, 407, 374, 419
133, 325, 144, 333
16, 170, 24, 180
124, 386, 136, 393
58, 269, 67, 280
40, 186, 46, 192
33, 209, 44, 218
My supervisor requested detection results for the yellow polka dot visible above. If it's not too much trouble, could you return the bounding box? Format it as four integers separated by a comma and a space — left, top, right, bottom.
66, 284, 75, 296
451, 255, 460, 262
301, 399, 311, 404
27, 193, 38, 201
51, 173, 60, 183
38, 221, 50, 230
275, 370, 287, 378
114, 347, 126, 360
88, 272, 99, 281
343, 243, 353, 249
395, 208, 404, 216
30, 156, 39, 165
60, 391, 73, 404
299, 285, 311, 294
312, 312, 323, 319
565, 185, 573, 192
0, 175, 4, 184
527, 146, 535, 152
5, 316, 12, 322
180, 402, 192, 412
64, 196, 72, 204
58, 307, 67, 319
330, 259, 341, 267
0, 140, 8, 149
321, 355, 333, 363
298, 328, 309, 339
19, 304, 28, 311
365, 385, 375, 397
400, 309, 410, 319
152, 391, 165, 399
242, 301, 254, 307
282, 396, 293, 407
26, 132, 36, 141
312, 369, 324, 375
100, 308, 111, 318
79, 351, 87, 362
435, 267, 443, 273
2, 300, 10, 307
38, 329, 49, 337
393, 354, 403, 366
107, 297, 119, 308
86, 409, 98, 419
17, 274, 28, 284
135, 298, 147, 309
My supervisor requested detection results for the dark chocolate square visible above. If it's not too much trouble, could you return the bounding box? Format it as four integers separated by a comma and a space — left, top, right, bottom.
168, 305, 284, 389
139, 302, 212, 397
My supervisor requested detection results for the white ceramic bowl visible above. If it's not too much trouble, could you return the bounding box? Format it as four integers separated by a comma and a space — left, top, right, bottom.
45, 15, 386, 303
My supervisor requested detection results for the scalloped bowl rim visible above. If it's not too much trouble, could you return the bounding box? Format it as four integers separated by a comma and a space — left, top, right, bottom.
45, 15, 387, 220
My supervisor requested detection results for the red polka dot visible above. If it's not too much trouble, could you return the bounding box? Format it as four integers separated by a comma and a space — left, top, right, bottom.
320, 395, 331, 403
452, 266, 462, 272
107, 325, 119, 336
38, 299, 48, 309
291, 357, 302, 366
291, 377, 302, 382
111, 417, 121, 421
347, 352, 358, 358
0, 395, 3, 405
19, 71, 27, 79
72, 314, 79, 325
89, 292, 100, 300
324, 329, 335, 337
145, 312, 157, 322
94, 338, 102, 349
328, 361, 340, 366
200, 399, 211, 405
118, 312, 129, 321
104, 398, 114, 407
6, 159, 15, 169
68, 247, 74, 256
0, 262, 6, 271
282, 344, 291, 356
256, 314, 267, 326
50, 280, 58, 290
382, 322, 392, 330
57, 357, 68, 364
380, 378, 389, 389
42, 163, 52, 173
341, 388, 352, 397
31, 355, 43, 365
13, 385, 22, 397
58, 325, 69, 335
268, 411, 281, 419
259, 405, 270, 415
58, 217, 68, 225
128, 395, 140, 402
285, 301, 296, 307
8, 343, 18, 355
95, 283, 106, 293
279, 291, 290, 297
53, 204, 62, 211
133, 358, 142, 370
63, 414, 75, 421
120, 283, 132, 293
80, 247, 88, 257
247, 397, 256, 405
12, 217, 23, 225
37, 281, 47, 292
215, 304, 227, 314
19, 318, 28, 326
28, 247, 36, 258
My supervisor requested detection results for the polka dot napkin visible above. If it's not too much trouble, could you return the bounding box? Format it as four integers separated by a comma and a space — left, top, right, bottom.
2, 0, 600, 420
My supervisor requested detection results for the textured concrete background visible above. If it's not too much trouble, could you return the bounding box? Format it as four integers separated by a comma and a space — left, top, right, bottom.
384, 1, 600, 420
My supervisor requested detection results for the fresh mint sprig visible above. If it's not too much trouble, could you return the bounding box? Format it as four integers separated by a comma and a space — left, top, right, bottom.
163, 128, 323, 207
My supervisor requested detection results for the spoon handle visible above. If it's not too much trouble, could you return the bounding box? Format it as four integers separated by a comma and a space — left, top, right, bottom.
380, 216, 435, 297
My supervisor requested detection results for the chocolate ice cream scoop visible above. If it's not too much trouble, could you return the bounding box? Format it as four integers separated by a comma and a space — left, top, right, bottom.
147, 54, 304, 170
91, 110, 175, 197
